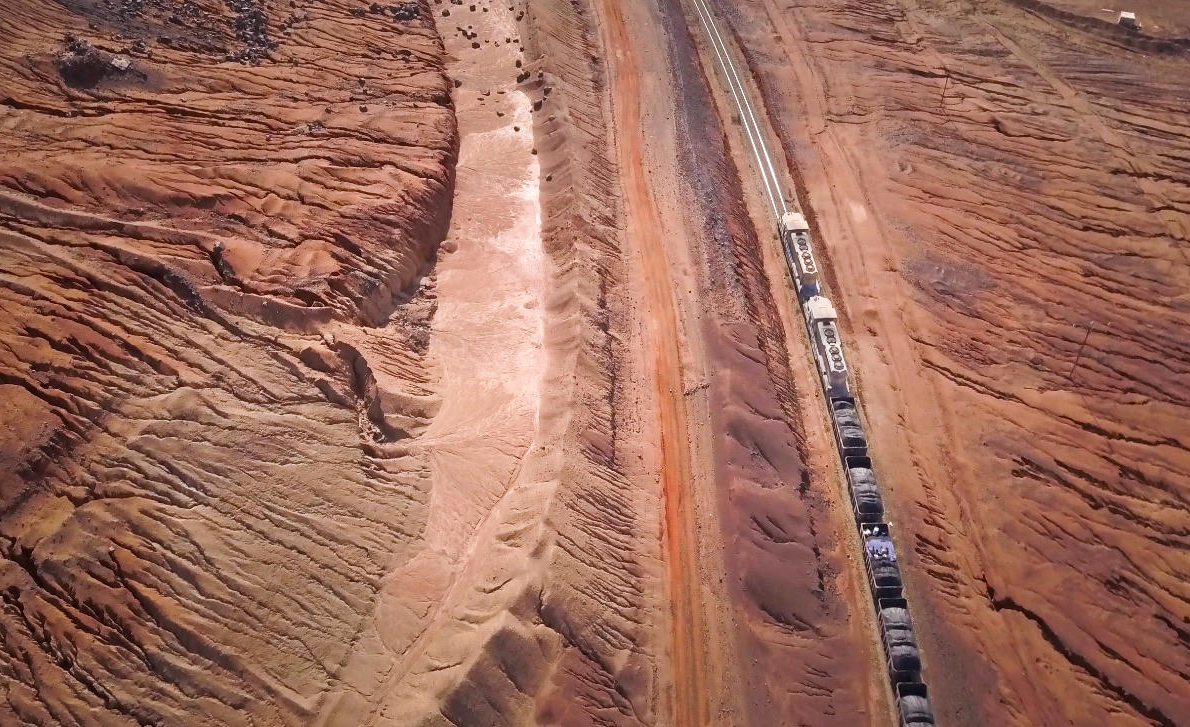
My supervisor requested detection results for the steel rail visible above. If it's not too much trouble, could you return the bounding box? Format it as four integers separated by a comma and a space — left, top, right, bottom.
689, 0, 785, 221
693, 0, 789, 218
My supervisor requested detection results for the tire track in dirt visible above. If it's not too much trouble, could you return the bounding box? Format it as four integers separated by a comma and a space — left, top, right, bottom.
592, 0, 709, 724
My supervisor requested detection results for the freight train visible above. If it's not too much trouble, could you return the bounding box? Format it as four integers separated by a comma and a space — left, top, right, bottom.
778, 214, 936, 727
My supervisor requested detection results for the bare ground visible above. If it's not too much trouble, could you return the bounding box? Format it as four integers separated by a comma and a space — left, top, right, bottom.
708, 0, 1190, 724
2, 0, 1188, 724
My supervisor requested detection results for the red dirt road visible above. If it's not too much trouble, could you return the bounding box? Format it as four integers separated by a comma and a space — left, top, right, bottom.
592, 0, 710, 722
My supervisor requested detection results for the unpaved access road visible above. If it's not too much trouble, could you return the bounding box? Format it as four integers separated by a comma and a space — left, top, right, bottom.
592, 0, 710, 721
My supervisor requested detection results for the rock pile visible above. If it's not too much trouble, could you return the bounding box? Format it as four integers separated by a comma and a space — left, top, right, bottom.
55, 35, 136, 88
226, 0, 274, 62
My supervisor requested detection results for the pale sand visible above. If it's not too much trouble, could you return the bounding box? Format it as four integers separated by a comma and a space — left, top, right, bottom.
361, 0, 547, 699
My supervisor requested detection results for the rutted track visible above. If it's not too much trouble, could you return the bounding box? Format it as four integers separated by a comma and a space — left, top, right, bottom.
592, 0, 709, 723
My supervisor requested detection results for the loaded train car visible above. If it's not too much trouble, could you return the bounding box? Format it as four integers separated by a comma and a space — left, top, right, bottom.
878, 597, 922, 684
779, 211, 820, 300
896, 683, 936, 727
830, 398, 867, 458
861, 522, 903, 600
845, 455, 884, 523
775, 215, 938, 725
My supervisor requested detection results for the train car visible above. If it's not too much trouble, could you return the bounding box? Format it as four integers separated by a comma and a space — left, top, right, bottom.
878, 597, 922, 684
845, 455, 884, 523
804, 296, 851, 400
830, 398, 867, 457
779, 211, 820, 300
861, 522, 903, 600
895, 682, 935, 727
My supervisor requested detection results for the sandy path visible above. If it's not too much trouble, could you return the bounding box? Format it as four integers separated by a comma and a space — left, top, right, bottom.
418, 24, 544, 560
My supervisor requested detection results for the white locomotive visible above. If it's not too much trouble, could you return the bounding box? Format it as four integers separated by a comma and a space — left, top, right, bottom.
803, 295, 850, 399
779, 211, 820, 301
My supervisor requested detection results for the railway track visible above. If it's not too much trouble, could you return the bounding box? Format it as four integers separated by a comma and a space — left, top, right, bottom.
687, 1, 940, 725
688, 0, 787, 222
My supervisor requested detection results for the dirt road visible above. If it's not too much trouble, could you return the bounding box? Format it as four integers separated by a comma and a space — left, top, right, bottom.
591, 0, 713, 722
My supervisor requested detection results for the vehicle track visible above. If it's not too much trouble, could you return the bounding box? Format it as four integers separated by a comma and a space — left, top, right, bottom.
592, 0, 709, 724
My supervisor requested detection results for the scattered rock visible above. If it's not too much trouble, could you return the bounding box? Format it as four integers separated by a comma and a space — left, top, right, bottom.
390, 2, 420, 20
55, 36, 135, 88
227, 0, 272, 63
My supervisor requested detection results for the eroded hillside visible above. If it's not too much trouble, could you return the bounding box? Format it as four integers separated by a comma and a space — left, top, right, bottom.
0, 0, 458, 723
